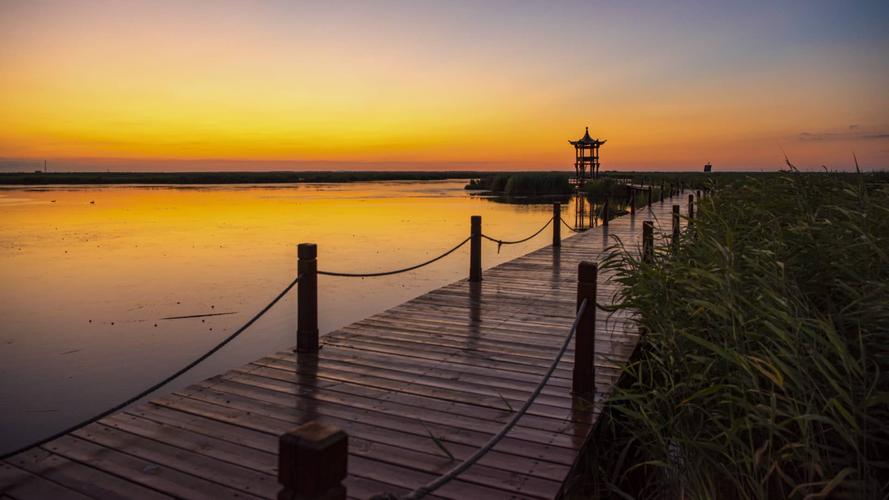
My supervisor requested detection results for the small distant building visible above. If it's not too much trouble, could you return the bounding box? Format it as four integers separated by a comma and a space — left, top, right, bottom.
704, 162, 712, 173
570, 127, 606, 186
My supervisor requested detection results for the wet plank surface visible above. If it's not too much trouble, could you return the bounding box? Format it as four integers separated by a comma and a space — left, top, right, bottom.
1, 197, 683, 499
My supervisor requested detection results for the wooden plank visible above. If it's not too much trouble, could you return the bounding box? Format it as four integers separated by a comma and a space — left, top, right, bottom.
70, 423, 277, 498
204, 373, 582, 451
41, 435, 261, 500
146, 394, 572, 481
173, 386, 581, 466
224, 365, 586, 436
116, 407, 561, 499
243, 356, 593, 423
0, 463, 94, 500
258, 353, 578, 408
6, 448, 171, 500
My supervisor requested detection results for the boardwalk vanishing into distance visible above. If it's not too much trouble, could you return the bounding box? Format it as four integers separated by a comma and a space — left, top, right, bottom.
1, 193, 691, 500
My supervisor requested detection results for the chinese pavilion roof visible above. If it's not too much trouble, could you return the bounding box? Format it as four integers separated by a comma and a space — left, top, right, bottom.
569, 127, 607, 146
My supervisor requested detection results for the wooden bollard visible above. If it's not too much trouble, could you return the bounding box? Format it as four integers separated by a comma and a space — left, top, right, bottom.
630, 190, 636, 215
696, 190, 702, 201
279, 421, 347, 500
672, 205, 680, 250
602, 198, 609, 226
642, 221, 654, 263
297, 243, 319, 353
552, 202, 561, 248
688, 194, 695, 221
470, 215, 482, 282
574, 262, 597, 397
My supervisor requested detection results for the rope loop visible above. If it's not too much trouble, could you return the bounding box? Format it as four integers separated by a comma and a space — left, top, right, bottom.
318, 237, 471, 277
481, 217, 553, 253
559, 217, 584, 233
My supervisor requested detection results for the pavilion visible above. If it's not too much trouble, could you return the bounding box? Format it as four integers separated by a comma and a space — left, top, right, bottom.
570, 127, 606, 185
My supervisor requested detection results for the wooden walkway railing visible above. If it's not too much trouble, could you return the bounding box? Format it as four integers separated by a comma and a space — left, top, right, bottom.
1, 191, 703, 500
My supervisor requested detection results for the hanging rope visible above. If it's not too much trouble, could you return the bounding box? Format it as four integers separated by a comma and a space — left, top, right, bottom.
0, 274, 301, 461
559, 217, 584, 233
318, 237, 471, 278
401, 299, 589, 500
481, 217, 553, 253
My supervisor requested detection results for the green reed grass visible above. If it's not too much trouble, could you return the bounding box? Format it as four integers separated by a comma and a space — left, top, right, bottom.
466, 172, 572, 195
585, 173, 889, 499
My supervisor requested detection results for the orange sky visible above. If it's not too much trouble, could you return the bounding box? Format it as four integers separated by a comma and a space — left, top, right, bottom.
1, 1, 888, 171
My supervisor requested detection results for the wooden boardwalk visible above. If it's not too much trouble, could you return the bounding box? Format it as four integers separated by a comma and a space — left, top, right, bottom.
1, 197, 683, 500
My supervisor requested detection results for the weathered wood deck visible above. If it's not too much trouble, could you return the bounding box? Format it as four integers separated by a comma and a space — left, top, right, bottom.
1, 197, 682, 500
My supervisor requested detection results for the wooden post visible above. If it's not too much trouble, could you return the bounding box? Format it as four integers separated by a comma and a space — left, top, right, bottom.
643, 221, 654, 263
574, 262, 597, 396
672, 204, 680, 251
552, 203, 561, 248
602, 197, 609, 226
297, 243, 318, 353
630, 189, 636, 215
688, 194, 695, 221
470, 215, 482, 282
647, 186, 652, 206
279, 421, 347, 500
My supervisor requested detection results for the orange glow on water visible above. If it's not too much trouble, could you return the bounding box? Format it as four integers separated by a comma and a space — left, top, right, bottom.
0, 181, 586, 450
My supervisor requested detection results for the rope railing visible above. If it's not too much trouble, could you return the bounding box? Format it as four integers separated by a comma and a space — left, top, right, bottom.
318, 215, 556, 277
0, 274, 301, 461
401, 298, 590, 500
317, 237, 471, 278
560, 216, 584, 233
481, 217, 553, 252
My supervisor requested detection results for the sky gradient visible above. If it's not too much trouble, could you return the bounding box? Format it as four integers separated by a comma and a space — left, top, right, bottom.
1, 0, 888, 171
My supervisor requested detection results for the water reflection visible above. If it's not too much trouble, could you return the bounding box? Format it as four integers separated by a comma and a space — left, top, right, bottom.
472, 193, 572, 206
552, 247, 561, 282
0, 180, 587, 451
295, 351, 320, 423
465, 281, 482, 352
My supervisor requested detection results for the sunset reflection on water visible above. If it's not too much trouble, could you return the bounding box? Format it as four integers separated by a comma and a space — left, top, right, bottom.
0, 180, 581, 451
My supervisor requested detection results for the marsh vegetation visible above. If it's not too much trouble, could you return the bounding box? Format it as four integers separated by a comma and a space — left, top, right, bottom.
576, 173, 889, 498
0, 171, 487, 185
465, 172, 573, 196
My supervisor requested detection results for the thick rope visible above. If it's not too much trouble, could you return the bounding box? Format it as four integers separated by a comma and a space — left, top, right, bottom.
481, 217, 553, 253
0, 274, 301, 460
560, 217, 584, 233
318, 237, 471, 278
402, 299, 589, 500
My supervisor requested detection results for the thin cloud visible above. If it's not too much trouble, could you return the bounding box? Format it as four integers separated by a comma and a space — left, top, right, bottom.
798, 126, 889, 142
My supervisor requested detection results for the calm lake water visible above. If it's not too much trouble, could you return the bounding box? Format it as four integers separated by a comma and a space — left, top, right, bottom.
0, 180, 584, 452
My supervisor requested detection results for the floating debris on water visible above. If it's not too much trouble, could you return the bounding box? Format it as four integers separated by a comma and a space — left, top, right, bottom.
160, 311, 236, 320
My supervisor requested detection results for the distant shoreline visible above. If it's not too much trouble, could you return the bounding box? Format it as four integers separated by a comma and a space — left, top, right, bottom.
0, 171, 497, 185
0, 170, 814, 186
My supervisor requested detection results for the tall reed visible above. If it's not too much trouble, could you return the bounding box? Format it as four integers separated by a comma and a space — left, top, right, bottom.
589, 173, 889, 499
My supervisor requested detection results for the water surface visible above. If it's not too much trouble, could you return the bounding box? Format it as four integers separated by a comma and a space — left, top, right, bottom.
0, 180, 587, 451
